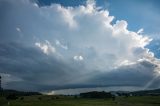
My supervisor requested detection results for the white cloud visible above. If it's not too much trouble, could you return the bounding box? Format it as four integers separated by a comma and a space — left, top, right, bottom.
118, 60, 136, 66
73, 55, 84, 61
35, 40, 56, 55
57, 6, 77, 28
137, 28, 144, 34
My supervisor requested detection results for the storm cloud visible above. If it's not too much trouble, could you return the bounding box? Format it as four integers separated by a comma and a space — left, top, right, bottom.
0, 0, 160, 91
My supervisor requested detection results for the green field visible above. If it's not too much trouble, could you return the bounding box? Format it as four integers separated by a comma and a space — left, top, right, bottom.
1, 95, 160, 106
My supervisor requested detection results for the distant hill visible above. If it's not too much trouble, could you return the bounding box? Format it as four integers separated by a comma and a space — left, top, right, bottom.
79, 88, 160, 98
80, 91, 113, 98
131, 88, 160, 96
0, 89, 41, 97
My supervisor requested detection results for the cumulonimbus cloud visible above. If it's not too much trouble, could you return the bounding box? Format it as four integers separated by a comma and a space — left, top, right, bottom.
0, 0, 160, 91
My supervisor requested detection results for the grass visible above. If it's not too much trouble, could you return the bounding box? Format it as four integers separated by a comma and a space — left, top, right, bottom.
1, 95, 160, 106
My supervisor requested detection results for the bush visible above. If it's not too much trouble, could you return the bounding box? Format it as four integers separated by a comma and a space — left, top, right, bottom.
6, 94, 18, 100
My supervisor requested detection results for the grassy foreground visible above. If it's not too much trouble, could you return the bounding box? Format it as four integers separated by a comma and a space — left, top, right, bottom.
1, 95, 160, 106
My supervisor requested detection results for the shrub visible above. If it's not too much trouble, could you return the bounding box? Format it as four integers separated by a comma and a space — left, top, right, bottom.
6, 94, 18, 100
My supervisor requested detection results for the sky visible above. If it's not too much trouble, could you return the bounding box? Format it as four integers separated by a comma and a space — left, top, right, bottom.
0, 0, 160, 92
